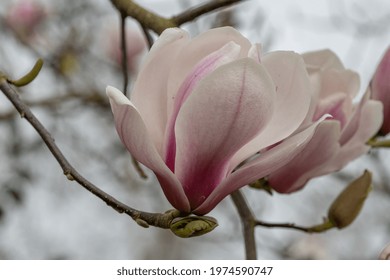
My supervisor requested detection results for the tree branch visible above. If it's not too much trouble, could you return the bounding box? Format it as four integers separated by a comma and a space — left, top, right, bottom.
230, 190, 257, 260
110, 0, 176, 34
0, 76, 181, 229
172, 0, 247, 26
110, 0, 246, 35
139, 23, 154, 49
255, 220, 334, 233
120, 13, 129, 96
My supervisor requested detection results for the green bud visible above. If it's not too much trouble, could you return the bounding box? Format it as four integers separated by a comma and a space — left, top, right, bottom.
328, 170, 372, 229
170, 216, 218, 238
248, 178, 273, 195
9, 58, 43, 87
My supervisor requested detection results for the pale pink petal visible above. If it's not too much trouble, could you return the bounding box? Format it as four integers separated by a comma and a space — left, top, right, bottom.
339, 92, 382, 145
318, 69, 360, 100
248, 43, 262, 62
302, 49, 345, 73
166, 27, 252, 118
335, 99, 383, 168
194, 117, 326, 215
174, 59, 275, 209
268, 120, 341, 193
230, 51, 311, 169
313, 92, 351, 128
163, 42, 241, 171
106, 86, 190, 212
131, 28, 189, 155
302, 72, 322, 125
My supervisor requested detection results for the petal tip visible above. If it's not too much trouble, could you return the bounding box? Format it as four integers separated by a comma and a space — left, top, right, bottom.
106, 86, 132, 106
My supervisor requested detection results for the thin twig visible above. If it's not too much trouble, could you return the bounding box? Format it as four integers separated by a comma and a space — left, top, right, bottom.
0, 90, 109, 121
120, 13, 129, 96
230, 190, 257, 260
172, 0, 246, 26
110, 0, 176, 34
0, 76, 180, 229
139, 23, 154, 49
255, 220, 318, 233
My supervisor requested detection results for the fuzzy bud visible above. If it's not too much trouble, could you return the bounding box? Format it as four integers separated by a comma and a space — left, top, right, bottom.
328, 170, 372, 229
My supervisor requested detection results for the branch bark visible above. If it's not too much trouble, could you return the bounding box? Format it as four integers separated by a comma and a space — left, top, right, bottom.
110, 0, 246, 34
110, 0, 176, 34
230, 190, 257, 260
172, 0, 246, 26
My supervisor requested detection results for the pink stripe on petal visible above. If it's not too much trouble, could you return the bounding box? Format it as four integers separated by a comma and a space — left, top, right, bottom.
166, 27, 252, 119
313, 93, 350, 127
174, 59, 275, 210
106, 86, 190, 212
268, 120, 341, 193
163, 42, 241, 172
194, 116, 327, 215
130, 28, 189, 156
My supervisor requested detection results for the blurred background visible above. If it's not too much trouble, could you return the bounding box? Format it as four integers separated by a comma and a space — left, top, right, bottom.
0, 0, 390, 259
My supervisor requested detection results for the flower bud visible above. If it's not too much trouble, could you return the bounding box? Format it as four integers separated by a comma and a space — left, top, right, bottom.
328, 170, 372, 229
371, 47, 390, 135
5, 0, 46, 38
170, 216, 218, 238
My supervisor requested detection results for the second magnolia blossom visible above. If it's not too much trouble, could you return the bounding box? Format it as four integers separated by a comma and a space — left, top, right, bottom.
107, 27, 327, 214
267, 50, 383, 193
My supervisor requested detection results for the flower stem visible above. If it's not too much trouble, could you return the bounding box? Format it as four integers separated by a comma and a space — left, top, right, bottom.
230, 190, 257, 260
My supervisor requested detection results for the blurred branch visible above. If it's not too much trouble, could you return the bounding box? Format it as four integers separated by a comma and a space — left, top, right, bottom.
172, 0, 246, 26
255, 220, 334, 233
110, 0, 246, 34
230, 188, 336, 260
139, 23, 154, 49
120, 13, 129, 96
230, 190, 257, 260
0, 76, 181, 229
110, 0, 175, 34
0, 90, 109, 121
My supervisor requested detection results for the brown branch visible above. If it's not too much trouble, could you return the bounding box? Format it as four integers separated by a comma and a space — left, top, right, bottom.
110, 0, 246, 35
110, 0, 176, 34
0, 90, 109, 121
255, 220, 334, 233
139, 23, 154, 49
230, 190, 257, 260
0, 76, 181, 229
120, 13, 129, 96
171, 0, 247, 26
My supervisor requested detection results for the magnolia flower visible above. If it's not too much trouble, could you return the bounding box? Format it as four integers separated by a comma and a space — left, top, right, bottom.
371, 47, 390, 135
5, 0, 46, 37
107, 27, 324, 214
267, 50, 383, 193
